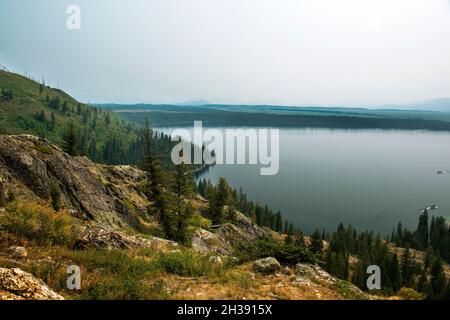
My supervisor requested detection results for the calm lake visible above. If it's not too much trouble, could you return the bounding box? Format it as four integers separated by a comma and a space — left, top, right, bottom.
159, 127, 450, 235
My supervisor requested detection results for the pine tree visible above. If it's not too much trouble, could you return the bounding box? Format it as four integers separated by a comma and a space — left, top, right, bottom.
288, 222, 295, 235
51, 112, 56, 128
275, 211, 282, 232
174, 155, 193, 198
389, 253, 402, 292
211, 177, 229, 224
414, 210, 429, 250
62, 121, 78, 156
326, 251, 339, 277
396, 222, 404, 246
36, 110, 46, 122
311, 229, 323, 253
176, 204, 193, 245
429, 257, 446, 299
402, 245, 414, 287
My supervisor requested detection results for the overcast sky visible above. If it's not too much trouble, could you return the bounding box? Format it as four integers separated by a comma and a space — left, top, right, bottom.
1, 0, 450, 106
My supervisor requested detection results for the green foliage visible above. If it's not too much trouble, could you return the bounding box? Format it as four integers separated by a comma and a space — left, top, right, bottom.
428, 257, 446, 299
49, 184, 62, 211
0, 201, 79, 245
117, 104, 450, 131
1, 87, 14, 100
392, 213, 450, 263
396, 287, 424, 300
6, 190, 15, 203
62, 121, 78, 156
155, 250, 224, 277
35, 144, 53, 155
235, 237, 316, 265
210, 177, 229, 224
0, 70, 144, 165
198, 178, 298, 234
311, 229, 324, 253
414, 211, 429, 250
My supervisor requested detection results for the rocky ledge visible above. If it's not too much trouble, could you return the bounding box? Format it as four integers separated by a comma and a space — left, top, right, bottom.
0, 268, 64, 300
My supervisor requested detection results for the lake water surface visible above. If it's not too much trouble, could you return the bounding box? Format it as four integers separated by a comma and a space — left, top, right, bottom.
160, 127, 450, 234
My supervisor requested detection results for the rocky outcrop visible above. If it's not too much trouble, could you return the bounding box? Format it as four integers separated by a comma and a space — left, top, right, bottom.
191, 228, 231, 255
0, 135, 152, 231
7, 246, 27, 259
253, 257, 281, 274
73, 226, 178, 250
0, 268, 64, 300
192, 211, 268, 255
294, 263, 367, 298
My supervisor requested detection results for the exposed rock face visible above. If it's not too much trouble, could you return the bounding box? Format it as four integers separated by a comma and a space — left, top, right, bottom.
0, 135, 152, 231
73, 226, 178, 250
294, 263, 367, 298
0, 268, 64, 300
7, 246, 27, 259
192, 211, 268, 255
191, 228, 231, 255
253, 257, 281, 274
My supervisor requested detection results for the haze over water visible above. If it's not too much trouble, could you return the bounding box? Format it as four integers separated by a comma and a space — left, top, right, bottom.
175, 127, 450, 234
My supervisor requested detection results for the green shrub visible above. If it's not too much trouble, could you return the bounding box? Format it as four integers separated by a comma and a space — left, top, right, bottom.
35, 144, 53, 155
49, 184, 61, 211
396, 287, 424, 300
156, 250, 223, 277
235, 237, 316, 265
79, 276, 168, 300
0, 202, 79, 245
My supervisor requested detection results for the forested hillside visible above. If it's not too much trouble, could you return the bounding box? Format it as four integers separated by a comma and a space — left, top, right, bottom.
0, 70, 186, 167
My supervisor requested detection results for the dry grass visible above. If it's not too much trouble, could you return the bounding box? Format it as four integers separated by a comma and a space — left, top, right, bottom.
0, 201, 79, 246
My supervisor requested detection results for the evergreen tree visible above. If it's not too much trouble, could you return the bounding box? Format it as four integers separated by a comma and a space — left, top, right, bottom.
396, 222, 404, 246
174, 161, 192, 197
288, 222, 295, 235
275, 211, 283, 232
311, 229, 324, 253
429, 257, 446, 299
176, 204, 193, 245
51, 112, 56, 128
62, 121, 78, 156
402, 245, 414, 287
388, 253, 402, 292
211, 177, 229, 224
414, 210, 429, 250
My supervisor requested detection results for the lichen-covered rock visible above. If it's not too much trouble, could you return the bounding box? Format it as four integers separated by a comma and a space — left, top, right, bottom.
0, 268, 64, 300
192, 211, 269, 255
253, 257, 281, 274
295, 263, 335, 281
191, 228, 231, 255
72, 226, 177, 250
7, 246, 27, 259
294, 263, 366, 298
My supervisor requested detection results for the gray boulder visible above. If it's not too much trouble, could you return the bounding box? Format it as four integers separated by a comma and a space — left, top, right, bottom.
7, 246, 27, 259
253, 257, 281, 274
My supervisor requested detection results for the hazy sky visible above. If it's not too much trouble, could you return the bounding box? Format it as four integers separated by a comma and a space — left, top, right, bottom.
1, 0, 450, 106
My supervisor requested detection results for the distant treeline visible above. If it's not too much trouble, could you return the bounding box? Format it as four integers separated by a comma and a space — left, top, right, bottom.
117, 106, 450, 131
